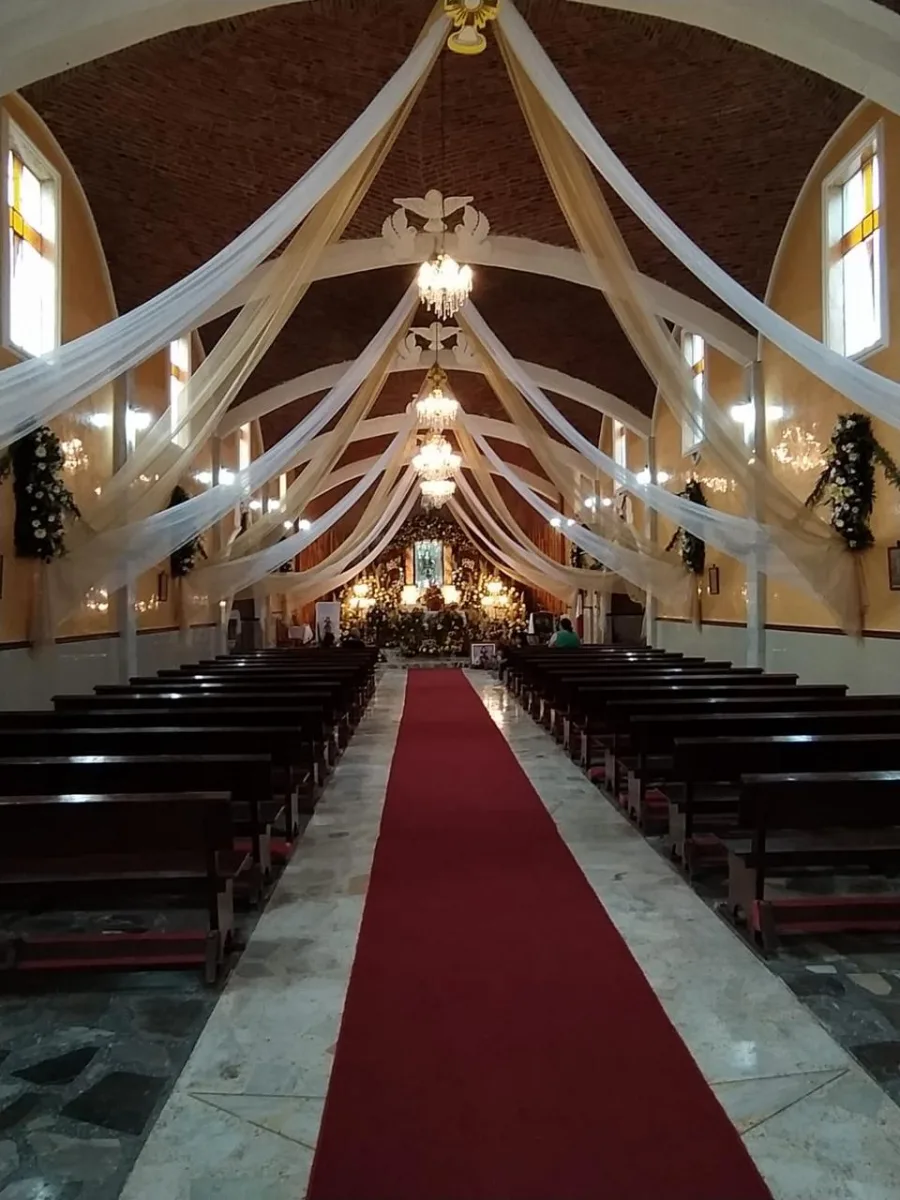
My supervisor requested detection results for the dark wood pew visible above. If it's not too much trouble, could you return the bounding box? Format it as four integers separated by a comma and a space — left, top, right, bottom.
723, 770, 900, 951
671, 730, 900, 872
0, 791, 239, 981
0, 723, 306, 844
0, 754, 272, 891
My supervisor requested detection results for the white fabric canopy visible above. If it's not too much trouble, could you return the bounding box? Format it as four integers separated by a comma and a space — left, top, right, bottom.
47, 285, 417, 618
0, 15, 444, 447
499, 2, 900, 434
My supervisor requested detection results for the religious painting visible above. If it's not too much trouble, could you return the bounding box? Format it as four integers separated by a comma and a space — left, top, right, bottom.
889, 544, 900, 591
707, 565, 720, 596
414, 539, 444, 588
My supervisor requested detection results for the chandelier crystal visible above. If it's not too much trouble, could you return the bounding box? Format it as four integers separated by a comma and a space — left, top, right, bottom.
417, 252, 473, 320
415, 363, 459, 433
420, 478, 456, 509
412, 434, 461, 481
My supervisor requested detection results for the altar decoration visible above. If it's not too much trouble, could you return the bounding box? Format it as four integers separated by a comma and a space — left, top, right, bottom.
339, 509, 526, 655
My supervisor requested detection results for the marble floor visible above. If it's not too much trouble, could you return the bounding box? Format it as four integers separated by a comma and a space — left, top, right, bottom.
61, 669, 900, 1198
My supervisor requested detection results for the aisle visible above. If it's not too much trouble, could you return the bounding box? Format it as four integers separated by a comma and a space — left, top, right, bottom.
307, 669, 771, 1200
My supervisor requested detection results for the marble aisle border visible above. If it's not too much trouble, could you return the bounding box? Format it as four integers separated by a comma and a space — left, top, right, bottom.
118, 669, 409, 1200
467, 672, 900, 1200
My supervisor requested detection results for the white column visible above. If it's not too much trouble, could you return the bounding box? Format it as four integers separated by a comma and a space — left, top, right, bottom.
112, 372, 137, 682
645, 433, 659, 647
745, 360, 766, 668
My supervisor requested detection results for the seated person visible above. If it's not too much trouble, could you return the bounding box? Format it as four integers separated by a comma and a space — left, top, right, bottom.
548, 616, 581, 648
341, 625, 366, 649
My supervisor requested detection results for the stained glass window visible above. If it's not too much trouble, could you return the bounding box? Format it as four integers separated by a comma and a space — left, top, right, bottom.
6, 125, 59, 358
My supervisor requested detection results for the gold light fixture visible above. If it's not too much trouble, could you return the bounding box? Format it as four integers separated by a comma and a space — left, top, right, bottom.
415, 361, 459, 432
420, 478, 456, 509
444, 1, 500, 55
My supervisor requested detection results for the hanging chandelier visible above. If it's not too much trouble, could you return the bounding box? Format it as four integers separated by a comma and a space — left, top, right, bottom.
417, 252, 473, 321
415, 362, 459, 432
420, 478, 456, 509
412, 434, 461, 480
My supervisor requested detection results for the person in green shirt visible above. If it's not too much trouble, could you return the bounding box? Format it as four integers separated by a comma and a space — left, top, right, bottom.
549, 616, 581, 648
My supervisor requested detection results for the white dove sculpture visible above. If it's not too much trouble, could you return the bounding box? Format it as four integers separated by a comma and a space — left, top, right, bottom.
391, 189, 474, 233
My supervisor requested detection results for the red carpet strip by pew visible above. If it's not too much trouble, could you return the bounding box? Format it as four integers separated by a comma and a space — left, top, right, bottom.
307, 670, 772, 1200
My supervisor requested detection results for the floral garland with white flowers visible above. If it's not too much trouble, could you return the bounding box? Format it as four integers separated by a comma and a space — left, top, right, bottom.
0, 426, 79, 561
806, 413, 900, 552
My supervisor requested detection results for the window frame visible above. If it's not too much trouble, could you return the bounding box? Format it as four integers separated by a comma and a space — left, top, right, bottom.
822, 121, 888, 363
680, 330, 706, 456
1, 111, 62, 362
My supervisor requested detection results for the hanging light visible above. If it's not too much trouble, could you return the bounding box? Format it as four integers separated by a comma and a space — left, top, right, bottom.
412, 435, 461, 480
417, 253, 473, 321
415, 362, 459, 432
420, 478, 456, 509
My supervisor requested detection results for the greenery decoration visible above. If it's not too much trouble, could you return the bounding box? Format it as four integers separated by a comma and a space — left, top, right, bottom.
387, 509, 470, 556
806, 413, 900, 552
665, 477, 707, 576
0, 426, 79, 562
168, 485, 207, 578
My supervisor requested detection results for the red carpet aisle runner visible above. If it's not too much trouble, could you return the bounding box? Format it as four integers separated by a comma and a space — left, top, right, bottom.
307, 670, 772, 1200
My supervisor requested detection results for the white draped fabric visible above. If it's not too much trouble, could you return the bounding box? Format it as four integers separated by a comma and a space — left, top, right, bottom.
47, 286, 416, 616
192, 449, 417, 603
4, 0, 900, 113
499, 2, 900, 433
462, 303, 813, 590
0, 16, 444, 447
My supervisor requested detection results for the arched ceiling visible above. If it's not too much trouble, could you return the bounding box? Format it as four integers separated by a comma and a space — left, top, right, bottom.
23, 0, 863, 442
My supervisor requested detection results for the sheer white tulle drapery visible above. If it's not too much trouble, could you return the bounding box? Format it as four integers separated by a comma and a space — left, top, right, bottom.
46, 286, 418, 620
0, 15, 445, 448
498, 2, 900, 434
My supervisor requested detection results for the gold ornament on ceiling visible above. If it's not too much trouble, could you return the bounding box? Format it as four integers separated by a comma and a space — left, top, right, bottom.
444, 0, 500, 56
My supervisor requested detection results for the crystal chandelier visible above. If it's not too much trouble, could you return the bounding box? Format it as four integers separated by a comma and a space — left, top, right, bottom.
417, 252, 473, 321
415, 362, 459, 432
412, 434, 461, 481
420, 478, 456, 509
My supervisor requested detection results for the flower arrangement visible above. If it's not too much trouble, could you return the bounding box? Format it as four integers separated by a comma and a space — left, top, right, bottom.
806, 413, 900, 551
168, 485, 207, 578
0, 426, 80, 561
665, 477, 707, 576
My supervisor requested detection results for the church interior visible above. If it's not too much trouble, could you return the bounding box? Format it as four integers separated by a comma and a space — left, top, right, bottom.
3, 1, 900, 1196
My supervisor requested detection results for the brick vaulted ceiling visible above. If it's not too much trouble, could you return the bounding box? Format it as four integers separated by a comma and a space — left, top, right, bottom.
23, 0, 869, 450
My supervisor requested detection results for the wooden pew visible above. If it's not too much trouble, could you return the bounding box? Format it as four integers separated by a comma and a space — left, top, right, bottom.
723, 770, 900, 952
0, 753, 272, 891
0, 792, 239, 981
671, 728, 900, 873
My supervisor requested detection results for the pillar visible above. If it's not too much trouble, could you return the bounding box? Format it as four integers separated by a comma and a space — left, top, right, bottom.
645, 433, 659, 647
112, 371, 137, 683
745, 360, 767, 669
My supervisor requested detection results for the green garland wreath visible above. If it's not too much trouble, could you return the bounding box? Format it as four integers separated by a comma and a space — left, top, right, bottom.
0, 426, 79, 562
806, 413, 900, 552
665, 477, 707, 575
168, 485, 207, 578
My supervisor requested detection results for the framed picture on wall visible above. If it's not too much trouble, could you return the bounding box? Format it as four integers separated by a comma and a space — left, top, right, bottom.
888, 545, 900, 591
156, 571, 169, 603
708, 565, 720, 596
0, 553, 3, 600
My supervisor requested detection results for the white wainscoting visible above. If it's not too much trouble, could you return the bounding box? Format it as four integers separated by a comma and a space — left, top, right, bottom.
654, 620, 750, 667
655, 619, 900, 694
0, 625, 219, 711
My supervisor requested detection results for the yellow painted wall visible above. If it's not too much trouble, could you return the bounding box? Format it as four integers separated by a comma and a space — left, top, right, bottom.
764, 100, 900, 633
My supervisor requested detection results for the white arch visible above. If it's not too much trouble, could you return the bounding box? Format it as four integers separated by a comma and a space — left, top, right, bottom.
202, 234, 755, 365
3, 1, 897, 120
220, 351, 651, 439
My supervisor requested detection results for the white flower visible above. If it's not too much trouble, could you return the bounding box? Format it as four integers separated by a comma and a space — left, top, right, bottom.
34, 528, 46, 538
35, 446, 46, 458
31, 519, 40, 527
